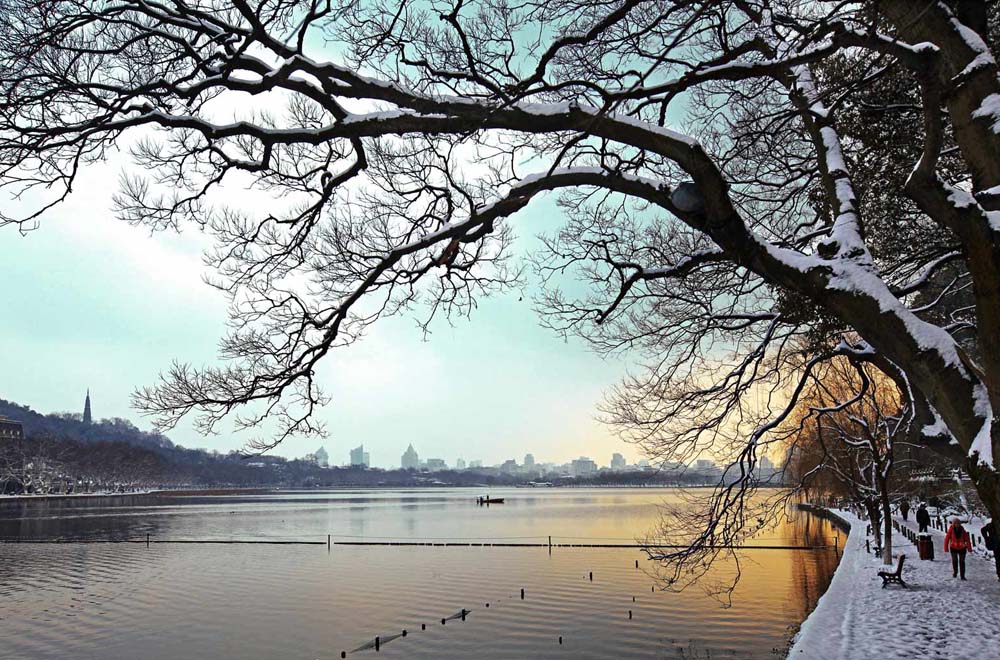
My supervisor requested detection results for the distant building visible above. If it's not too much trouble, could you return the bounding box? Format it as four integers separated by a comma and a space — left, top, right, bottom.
660, 460, 685, 473
757, 455, 778, 483
500, 459, 518, 474
694, 459, 722, 480
455, 458, 466, 470
83, 389, 93, 425
350, 445, 370, 467
314, 446, 329, 467
571, 457, 597, 478
424, 458, 447, 471
469, 460, 483, 469
522, 453, 541, 476
401, 444, 420, 469
0, 416, 23, 441
610, 453, 626, 471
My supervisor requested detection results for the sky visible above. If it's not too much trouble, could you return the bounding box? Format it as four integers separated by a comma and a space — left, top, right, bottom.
0, 156, 639, 469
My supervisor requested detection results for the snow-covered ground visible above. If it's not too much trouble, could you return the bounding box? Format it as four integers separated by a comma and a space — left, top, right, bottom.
788, 507, 1000, 660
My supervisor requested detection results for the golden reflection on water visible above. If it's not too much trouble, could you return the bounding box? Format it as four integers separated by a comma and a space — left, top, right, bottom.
0, 488, 841, 659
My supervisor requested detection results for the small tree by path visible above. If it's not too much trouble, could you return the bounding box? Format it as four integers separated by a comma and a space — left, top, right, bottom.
787, 357, 911, 565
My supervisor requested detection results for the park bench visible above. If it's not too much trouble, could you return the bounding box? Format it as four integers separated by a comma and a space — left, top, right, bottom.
878, 554, 907, 589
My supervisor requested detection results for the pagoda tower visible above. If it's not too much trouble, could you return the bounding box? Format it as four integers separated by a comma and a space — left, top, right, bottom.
83, 389, 92, 425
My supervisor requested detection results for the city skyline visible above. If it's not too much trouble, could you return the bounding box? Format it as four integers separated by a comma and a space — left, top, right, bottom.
307, 440, 779, 474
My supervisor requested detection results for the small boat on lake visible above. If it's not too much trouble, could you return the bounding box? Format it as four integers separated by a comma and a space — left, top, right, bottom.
477, 496, 505, 505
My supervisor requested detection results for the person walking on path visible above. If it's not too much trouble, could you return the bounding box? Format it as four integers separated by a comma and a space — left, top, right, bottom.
899, 499, 910, 522
916, 503, 931, 533
945, 518, 972, 580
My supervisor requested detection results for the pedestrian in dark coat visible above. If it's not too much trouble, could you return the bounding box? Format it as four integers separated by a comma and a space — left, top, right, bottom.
916, 503, 931, 533
945, 518, 972, 580
900, 499, 910, 521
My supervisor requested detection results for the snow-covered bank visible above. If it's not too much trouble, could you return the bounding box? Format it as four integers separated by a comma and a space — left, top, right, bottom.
0, 489, 156, 500
788, 507, 1000, 660
0, 487, 279, 501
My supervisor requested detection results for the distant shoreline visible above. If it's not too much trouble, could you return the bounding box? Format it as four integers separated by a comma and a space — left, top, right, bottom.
0, 487, 278, 501
1, 483, 785, 502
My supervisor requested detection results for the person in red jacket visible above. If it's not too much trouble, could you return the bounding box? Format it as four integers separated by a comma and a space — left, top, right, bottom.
945, 518, 972, 580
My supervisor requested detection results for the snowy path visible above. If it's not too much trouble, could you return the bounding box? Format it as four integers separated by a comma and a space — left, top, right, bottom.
788, 508, 1000, 660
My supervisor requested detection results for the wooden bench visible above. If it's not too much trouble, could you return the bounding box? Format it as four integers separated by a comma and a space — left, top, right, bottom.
878, 554, 907, 589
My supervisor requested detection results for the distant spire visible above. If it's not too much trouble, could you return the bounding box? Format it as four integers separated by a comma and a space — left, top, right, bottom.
83, 389, 92, 425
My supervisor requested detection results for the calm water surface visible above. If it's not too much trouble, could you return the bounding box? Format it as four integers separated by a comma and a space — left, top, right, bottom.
0, 488, 841, 659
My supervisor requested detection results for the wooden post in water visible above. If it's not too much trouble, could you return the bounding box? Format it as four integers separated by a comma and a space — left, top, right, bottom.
146, 533, 150, 547
328, 534, 331, 551
520, 588, 525, 600
375, 636, 380, 652
589, 571, 593, 581
629, 610, 632, 619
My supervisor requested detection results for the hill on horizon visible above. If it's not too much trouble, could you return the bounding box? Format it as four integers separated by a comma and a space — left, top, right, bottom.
0, 398, 175, 452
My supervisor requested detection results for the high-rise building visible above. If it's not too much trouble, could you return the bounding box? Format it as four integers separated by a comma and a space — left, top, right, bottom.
314, 446, 329, 467
425, 458, 447, 471
401, 444, 420, 469
469, 460, 482, 469
83, 389, 92, 426
571, 457, 597, 477
611, 453, 626, 471
524, 453, 535, 467
500, 459, 518, 474
350, 444, 370, 467
455, 458, 466, 470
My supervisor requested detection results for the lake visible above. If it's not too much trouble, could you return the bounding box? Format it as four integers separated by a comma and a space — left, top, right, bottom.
0, 488, 841, 659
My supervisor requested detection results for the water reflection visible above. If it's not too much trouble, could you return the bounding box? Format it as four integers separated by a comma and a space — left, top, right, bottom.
0, 488, 840, 659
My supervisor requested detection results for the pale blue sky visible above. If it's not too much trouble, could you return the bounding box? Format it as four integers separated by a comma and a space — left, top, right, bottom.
0, 158, 637, 468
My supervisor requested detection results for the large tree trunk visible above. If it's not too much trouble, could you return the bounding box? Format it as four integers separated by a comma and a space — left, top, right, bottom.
878, 0, 1000, 567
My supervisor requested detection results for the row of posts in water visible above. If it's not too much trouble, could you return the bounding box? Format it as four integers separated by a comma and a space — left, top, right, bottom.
341, 560, 648, 656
